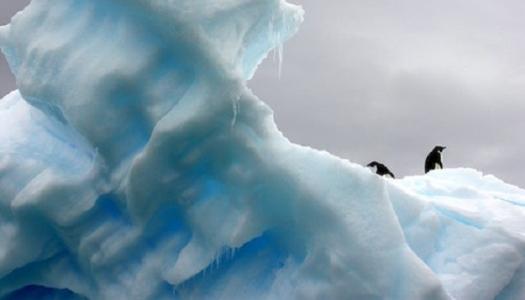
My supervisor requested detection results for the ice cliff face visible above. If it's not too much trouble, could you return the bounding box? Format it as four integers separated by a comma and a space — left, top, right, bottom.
0, 1, 524, 299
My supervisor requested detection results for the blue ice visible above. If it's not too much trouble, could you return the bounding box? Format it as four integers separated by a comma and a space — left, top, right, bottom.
1, 1, 525, 299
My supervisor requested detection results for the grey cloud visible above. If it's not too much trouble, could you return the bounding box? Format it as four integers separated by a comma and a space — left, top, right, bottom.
0, 1, 30, 25
0, 55, 15, 97
250, 0, 525, 186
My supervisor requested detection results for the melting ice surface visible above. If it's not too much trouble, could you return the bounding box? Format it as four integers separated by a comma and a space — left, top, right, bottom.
0, 1, 525, 299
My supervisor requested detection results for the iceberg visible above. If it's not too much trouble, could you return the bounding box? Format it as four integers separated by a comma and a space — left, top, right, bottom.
0, 0, 524, 299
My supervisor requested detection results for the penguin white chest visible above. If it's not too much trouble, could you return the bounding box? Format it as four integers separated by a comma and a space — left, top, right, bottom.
435, 153, 443, 169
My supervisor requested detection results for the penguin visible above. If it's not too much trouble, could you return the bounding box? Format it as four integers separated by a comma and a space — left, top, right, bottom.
367, 161, 395, 178
425, 146, 446, 173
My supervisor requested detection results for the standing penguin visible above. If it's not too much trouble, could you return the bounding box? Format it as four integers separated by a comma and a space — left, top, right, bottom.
425, 146, 446, 173
367, 161, 395, 178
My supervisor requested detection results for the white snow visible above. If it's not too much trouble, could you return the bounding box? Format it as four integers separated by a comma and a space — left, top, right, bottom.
0, 1, 524, 299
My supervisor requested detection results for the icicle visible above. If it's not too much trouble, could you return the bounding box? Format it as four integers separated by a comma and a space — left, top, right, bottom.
272, 37, 278, 62
231, 95, 240, 128
277, 36, 284, 79
216, 253, 220, 269
270, 12, 285, 79
269, 13, 276, 61
229, 247, 236, 260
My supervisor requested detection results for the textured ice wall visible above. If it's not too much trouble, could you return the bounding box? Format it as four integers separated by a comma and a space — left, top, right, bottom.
0, 1, 524, 299
393, 169, 525, 300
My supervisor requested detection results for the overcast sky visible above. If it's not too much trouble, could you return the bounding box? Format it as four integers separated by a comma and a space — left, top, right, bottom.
250, 0, 525, 186
1, 0, 524, 186
0, 1, 30, 96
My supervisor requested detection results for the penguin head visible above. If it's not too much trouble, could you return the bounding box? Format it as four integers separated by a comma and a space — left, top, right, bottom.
367, 161, 379, 168
367, 161, 379, 172
433, 146, 446, 153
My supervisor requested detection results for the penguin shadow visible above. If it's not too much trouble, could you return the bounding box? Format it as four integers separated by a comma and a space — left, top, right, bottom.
367, 145, 447, 179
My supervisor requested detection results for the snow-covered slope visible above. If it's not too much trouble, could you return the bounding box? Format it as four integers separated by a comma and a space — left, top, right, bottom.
393, 170, 525, 300
0, 1, 524, 299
